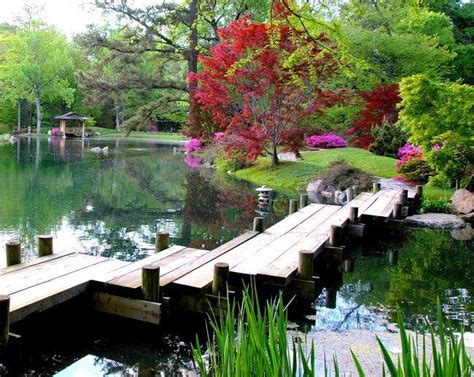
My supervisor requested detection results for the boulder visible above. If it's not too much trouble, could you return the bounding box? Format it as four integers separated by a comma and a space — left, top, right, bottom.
405, 213, 466, 230
450, 224, 474, 241
307, 179, 323, 203
450, 189, 474, 214
461, 212, 474, 224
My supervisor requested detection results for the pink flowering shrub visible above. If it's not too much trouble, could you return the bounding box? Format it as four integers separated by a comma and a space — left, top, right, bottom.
51, 127, 61, 136
306, 133, 347, 149
184, 138, 202, 153
396, 143, 434, 183
147, 124, 158, 132
184, 154, 201, 169
396, 143, 422, 169
213, 132, 225, 141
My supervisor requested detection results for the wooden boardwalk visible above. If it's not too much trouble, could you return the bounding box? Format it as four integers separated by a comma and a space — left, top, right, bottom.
0, 187, 420, 347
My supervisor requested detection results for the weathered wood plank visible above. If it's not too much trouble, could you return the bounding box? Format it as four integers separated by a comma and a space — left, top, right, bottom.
159, 231, 259, 287
110, 247, 209, 289
363, 190, 400, 218
265, 204, 327, 236
0, 251, 76, 276
92, 292, 161, 324
0, 254, 110, 295
9, 259, 126, 323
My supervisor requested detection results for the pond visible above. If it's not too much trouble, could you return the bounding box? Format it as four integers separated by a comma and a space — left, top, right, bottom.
1, 137, 472, 375
0, 137, 283, 266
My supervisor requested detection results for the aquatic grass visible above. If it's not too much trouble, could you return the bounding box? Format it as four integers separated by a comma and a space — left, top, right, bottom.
193, 289, 472, 376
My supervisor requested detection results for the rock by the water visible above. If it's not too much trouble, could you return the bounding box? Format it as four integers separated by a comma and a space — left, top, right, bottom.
450, 189, 474, 214
405, 213, 466, 230
90, 146, 109, 155
307, 179, 323, 203
461, 212, 474, 224
451, 224, 474, 241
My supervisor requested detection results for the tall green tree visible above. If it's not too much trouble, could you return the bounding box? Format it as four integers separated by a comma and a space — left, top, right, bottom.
0, 23, 75, 133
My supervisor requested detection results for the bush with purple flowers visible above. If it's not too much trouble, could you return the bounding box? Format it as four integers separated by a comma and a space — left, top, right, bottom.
147, 124, 158, 133
51, 127, 61, 136
306, 133, 347, 149
184, 138, 202, 153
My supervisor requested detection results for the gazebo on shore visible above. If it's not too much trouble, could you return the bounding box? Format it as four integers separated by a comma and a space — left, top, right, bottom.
54, 111, 91, 138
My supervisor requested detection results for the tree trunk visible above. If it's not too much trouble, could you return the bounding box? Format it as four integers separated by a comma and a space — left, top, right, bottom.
17, 99, 21, 132
35, 97, 41, 134
187, 0, 199, 120
271, 141, 279, 167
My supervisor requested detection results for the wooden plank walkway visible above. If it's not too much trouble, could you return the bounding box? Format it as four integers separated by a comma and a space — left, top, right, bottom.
0, 188, 420, 332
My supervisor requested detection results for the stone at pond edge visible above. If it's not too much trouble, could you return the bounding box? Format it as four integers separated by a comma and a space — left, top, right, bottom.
451, 224, 474, 241
461, 212, 474, 224
405, 213, 466, 230
450, 189, 474, 214
307, 179, 323, 203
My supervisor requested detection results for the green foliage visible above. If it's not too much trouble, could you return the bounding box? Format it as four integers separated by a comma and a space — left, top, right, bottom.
369, 119, 407, 158
398, 75, 473, 184
192, 287, 317, 376
420, 196, 451, 213
398, 157, 435, 183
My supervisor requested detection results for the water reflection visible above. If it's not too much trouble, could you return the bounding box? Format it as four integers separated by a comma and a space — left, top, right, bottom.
0, 137, 283, 265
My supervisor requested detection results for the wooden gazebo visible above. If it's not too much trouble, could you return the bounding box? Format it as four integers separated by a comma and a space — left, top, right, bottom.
54, 111, 91, 138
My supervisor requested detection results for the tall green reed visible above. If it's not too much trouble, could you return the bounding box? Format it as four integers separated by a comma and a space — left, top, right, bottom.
193, 289, 472, 376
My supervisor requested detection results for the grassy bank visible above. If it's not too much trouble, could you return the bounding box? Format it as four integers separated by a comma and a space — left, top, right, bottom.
88, 127, 187, 141
234, 148, 453, 201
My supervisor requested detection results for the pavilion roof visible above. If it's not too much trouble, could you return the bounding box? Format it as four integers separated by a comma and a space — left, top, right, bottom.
54, 111, 91, 120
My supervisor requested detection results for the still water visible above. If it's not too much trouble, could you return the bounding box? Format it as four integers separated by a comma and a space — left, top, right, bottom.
0, 137, 281, 266
0, 137, 472, 375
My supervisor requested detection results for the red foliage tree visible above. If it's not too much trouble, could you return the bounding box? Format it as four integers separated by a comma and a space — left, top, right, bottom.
349, 83, 401, 149
188, 16, 344, 166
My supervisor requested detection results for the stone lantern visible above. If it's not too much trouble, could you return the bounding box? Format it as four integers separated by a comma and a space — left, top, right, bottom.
256, 186, 274, 216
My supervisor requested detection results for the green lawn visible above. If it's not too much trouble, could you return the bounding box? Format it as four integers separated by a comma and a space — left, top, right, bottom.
234, 148, 453, 201
88, 127, 187, 141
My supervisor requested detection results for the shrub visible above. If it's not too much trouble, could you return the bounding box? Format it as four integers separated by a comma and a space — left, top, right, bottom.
147, 124, 158, 132
420, 197, 451, 214
369, 118, 407, 158
398, 157, 435, 183
184, 138, 202, 153
317, 160, 374, 191
184, 154, 202, 169
306, 133, 347, 149
51, 127, 61, 136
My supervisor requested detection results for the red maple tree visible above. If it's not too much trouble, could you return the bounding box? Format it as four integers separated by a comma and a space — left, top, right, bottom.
187, 16, 344, 166
349, 83, 401, 149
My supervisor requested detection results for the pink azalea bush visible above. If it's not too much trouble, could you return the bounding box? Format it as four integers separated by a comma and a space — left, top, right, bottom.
306, 133, 347, 149
147, 124, 158, 132
184, 138, 202, 153
396, 143, 422, 169
184, 154, 202, 169
51, 127, 61, 136
213, 132, 225, 141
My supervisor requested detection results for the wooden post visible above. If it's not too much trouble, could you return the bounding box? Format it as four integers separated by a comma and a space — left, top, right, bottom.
0, 295, 9, 349
373, 182, 381, 193
155, 232, 169, 252
393, 202, 402, 219
400, 189, 408, 206
253, 217, 264, 232
416, 185, 423, 198
142, 263, 160, 302
344, 258, 354, 273
389, 250, 398, 266
299, 194, 309, 209
289, 199, 298, 215
6, 241, 21, 266
349, 206, 358, 224
455, 180, 460, 190
212, 262, 229, 296
298, 250, 314, 280
329, 225, 342, 246
38, 235, 53, 257
346, 187, 354, 202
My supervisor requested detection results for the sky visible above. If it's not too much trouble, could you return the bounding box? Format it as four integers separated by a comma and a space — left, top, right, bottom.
0, 0, 159, 38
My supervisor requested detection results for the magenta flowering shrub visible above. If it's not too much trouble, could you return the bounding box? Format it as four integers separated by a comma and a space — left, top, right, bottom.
51, 127, 61, 136
213, 132, 225, 141
184, 154, 201, 169
147, 124, 158, 132
396, 143, 422, 169
306, 133, 347, 149
184, 138, 202, 153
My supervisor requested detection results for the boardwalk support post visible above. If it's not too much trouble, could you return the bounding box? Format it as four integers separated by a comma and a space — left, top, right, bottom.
155, 232, 169, 252
0, 295, 10, 350
298, 250, 314, 280
38, 235, 53, 257
344, 257, 354, 273
349, 207, 358, 224
253, 217, 264, 233
212, 262, 229, 296
346, 188, 354, 202
142, 263, 160, 302
389, 250, 398, 266
289, 199, 298, 215
329, 225, 342, 247
6, 241, 21, 266
373, 182, 381, 193
300, 194, 309, 209
393, 203, 402, 219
